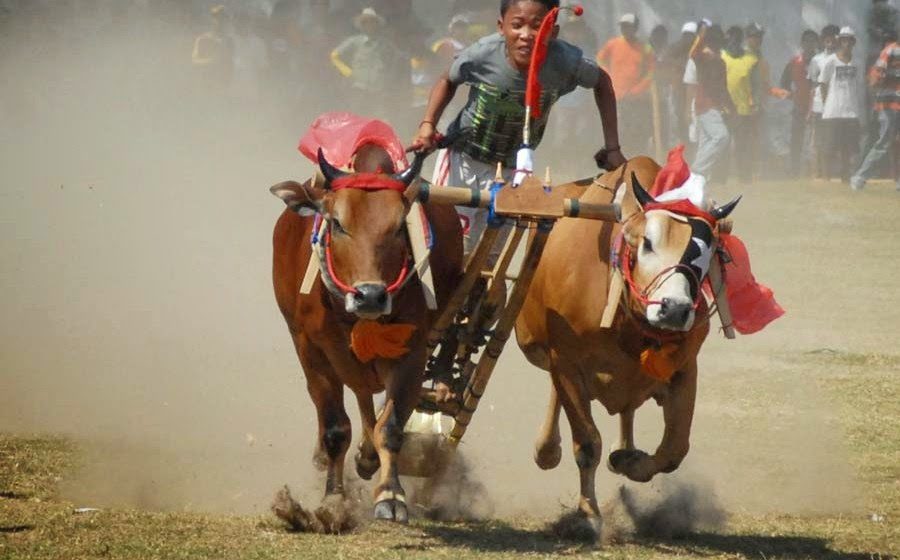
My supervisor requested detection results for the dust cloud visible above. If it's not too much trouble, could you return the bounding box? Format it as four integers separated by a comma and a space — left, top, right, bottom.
0, 1, 876, 533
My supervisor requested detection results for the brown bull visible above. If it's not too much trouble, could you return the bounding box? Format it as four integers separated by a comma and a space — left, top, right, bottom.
515, 157, 739, 536
270, 144, 462, 523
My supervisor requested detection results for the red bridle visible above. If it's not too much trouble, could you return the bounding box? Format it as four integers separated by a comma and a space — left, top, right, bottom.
620, 242, 704, 310
322, 219, 411, 298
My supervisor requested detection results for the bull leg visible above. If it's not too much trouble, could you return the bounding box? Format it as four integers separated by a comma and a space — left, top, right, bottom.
533, 381, 562, 470
617, 408, 636, 451
609, 364, 697, 483
553, 366, 603, 538
353, 392, 380, 480
371, 360, 422, 523
293, 335, 351, 497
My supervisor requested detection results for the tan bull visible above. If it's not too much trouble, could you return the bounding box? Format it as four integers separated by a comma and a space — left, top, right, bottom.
515, 157, 739, 536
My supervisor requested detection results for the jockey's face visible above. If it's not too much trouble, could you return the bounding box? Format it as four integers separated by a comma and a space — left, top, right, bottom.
498, 1, 553, 71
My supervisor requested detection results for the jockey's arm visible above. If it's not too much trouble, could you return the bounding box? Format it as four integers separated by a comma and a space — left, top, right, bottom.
410, 71, 458, 152
593, 68, 626, 169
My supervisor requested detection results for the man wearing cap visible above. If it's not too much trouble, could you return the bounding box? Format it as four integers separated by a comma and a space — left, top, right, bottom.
331, 7, 406, 117
809, 24, 841, 179
192, 5, 234, 89
851, 27, 900, 191
780, 29, 819, 177
597, 13, 655, 154
820, 27, 863, 183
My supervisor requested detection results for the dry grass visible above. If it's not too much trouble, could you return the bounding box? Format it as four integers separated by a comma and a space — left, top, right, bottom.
2, 349, 897, 560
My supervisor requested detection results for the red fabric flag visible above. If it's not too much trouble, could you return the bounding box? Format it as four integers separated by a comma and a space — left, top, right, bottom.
298, 111, 408, 171
651, 144, 691, 197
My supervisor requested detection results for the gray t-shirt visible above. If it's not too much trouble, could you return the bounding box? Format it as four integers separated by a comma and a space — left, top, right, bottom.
447, 33, 601, 167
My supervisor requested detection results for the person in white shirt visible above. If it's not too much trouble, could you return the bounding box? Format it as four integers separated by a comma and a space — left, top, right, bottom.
820, 27, 862, 183
808, 24, 840, 179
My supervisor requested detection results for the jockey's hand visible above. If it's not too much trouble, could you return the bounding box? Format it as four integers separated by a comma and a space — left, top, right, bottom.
408, 121, 438, 153
595, 146, 627, 171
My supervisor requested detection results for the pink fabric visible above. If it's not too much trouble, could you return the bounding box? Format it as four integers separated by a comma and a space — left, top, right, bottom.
298, 112, 409, 171
718, 234, 785, 335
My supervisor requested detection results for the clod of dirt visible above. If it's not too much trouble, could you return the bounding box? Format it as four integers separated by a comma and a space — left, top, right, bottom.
271, 485, 357, 534
548, 510, 602, 544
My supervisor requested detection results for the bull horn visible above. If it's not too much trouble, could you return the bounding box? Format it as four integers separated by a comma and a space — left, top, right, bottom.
711, 196, 742, 221
317, 148, 349, 186
631, 172, 655, 208
393, 151, 426, 186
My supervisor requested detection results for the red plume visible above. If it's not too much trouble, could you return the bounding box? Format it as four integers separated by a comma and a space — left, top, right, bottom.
525, 7, 559, 120
525, 6, 584, 120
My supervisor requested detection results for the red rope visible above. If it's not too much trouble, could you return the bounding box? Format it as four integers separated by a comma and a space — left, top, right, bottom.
620, 243, 704, 310
324, 228, 411, 297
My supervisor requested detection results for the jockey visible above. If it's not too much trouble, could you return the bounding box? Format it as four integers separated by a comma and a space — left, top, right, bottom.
410, 0, 625, 256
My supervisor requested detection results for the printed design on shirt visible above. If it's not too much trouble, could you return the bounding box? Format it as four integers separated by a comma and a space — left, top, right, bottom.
462, 82, 559, 165
835, 65, 858, 82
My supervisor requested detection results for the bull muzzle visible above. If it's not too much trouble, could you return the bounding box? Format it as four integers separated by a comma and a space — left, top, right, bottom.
346, 283, 391, 317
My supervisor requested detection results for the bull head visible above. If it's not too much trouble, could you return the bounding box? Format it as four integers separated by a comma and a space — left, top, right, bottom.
624, 172, 741, 331
271, 149, 428, 318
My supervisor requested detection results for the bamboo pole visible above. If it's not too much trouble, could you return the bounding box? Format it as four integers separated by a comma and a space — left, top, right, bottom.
447, 221, 552, 445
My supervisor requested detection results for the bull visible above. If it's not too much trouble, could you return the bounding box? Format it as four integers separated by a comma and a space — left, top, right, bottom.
515, 157, 739, 535
270, 144, 462, 523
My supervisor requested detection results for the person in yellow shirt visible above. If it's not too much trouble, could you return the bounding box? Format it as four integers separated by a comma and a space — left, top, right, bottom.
721, 25, 759, 183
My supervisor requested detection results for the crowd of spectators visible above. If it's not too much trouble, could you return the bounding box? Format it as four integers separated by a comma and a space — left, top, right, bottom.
4, 0, 897, 190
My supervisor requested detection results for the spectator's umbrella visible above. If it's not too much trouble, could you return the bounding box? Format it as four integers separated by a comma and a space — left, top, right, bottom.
516, 4, 584, 185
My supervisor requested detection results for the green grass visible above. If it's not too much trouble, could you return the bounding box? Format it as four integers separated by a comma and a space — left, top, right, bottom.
2, 351, 898, 559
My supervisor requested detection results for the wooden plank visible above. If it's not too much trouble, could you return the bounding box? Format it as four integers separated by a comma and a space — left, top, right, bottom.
493, 176, 567, 219
406, 201, 437, 310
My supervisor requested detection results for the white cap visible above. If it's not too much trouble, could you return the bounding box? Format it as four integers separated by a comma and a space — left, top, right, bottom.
449, 13, 470, 29
838, 26, 856, 38
619, 13, 637, 25
681, 21, 698, 34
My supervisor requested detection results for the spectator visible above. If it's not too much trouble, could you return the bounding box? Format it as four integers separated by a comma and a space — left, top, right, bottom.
597, 13, 655, 155
868, 0, 899, 66
661, 21, 698, 146
191, 5, 234, 90
851, 28, 900, 191
809, 24, 840, 179
684, 23, 734, 179
330, 7, 406, 119
649, 24, 669, 152
820, 27, 863, 183
432, 14, 471, 65
780, 29, 819, 177
722, 25, 760, 184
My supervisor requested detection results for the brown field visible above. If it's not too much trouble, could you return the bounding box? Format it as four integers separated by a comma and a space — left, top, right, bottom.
2, 162, 900, 558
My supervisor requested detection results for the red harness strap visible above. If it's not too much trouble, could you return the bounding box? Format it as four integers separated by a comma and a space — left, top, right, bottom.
323, 228, 411, 297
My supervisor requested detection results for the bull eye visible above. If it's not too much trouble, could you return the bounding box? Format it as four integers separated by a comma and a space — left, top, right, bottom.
642, 237, 653, 254
332, 218, 348, 236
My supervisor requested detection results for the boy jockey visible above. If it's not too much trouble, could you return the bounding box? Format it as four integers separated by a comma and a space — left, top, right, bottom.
409, 0, 624, 255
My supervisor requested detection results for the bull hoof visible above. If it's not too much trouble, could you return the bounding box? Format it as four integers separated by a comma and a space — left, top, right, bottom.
534, 442, 562, 470
374, 499, 409, 524
354, 451, 380, 480
607, 449, 654, 483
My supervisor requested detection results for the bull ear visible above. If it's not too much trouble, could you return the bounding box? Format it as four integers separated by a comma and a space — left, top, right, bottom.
270, 180, 324, 216
711, 196, 742, 221
631, 171, 656, 209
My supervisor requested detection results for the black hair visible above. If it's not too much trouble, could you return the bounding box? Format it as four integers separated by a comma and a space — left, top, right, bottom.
801, 29, 819, 42
821, 24, 840, 38
500, 0, 560, 16
706, 25, 726, 50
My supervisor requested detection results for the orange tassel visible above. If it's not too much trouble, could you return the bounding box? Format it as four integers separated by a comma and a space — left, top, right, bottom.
350, 320, 417, 363
640, 344, 679, 382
